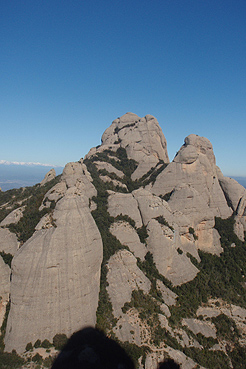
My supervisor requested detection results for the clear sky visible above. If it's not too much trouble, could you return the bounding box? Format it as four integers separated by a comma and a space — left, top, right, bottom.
1, 0, 245, 176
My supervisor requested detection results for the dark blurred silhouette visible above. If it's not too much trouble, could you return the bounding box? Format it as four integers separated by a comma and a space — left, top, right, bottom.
51, 327, 135, 369
51, 326, 181, 369
157, 358, 181, 369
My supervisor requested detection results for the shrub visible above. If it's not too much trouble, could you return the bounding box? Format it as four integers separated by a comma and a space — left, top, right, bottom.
0, 350, 25, 368
43, 355, 54, 368
136, 225, 148, 244
160, 191, 173, 202
189, 227, 198, 240
0, 252, 13, 268
41, 339, 52, 348
32, 353, 43, 364
25, 342, 33, 351
53, 333, 68, 350
155, 216, 174, 231
34, 339, 41, 348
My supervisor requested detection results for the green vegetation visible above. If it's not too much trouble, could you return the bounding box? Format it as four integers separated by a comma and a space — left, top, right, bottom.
114, 122, 136, 135
120, 341, 149, 368
122, 289, 181, 349
160, 191, 173, 202
155, 215, 174, 231
53, 333, 68, 350
32, 353, 43, 364
195, 333, 218, 349
115, 214, 136, 228
0, 301, 10, 351
0, 188, 27, 223
212, 314, 239, 341
229, 344, 246, 369
6, 176, 61, 244
214, 215, 242, 247
0, 301, 25, 368
137, 251, 173, 293
183, 347, 230, 369
0, 351, 25, 369
140, 162, 167, 187
88, 147, 168, 192
85, 149, 170, 339
136, 225, 148, 245
189, 227, 198, 240
134, 161, 168, 188
25, 342, 33, 351
0, 251, 13, 268
43, 355, 54, 368
84, 156, 126, 332
34, 339, 41, 348
41, 339, 52, 349
170, 216, 246, 325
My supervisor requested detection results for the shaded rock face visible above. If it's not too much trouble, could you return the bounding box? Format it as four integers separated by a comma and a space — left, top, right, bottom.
1, 113, 246, 368
217, 167, 246, 240
0, 257, 10, 328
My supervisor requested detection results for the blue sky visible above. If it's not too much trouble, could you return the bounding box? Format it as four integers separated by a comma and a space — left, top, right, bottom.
1, 0, 245, 176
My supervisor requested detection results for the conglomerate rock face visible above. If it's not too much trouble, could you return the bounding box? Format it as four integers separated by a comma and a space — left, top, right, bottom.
4, 161, 103, 353
88, 112, 170, 180
0, 113, 246, 368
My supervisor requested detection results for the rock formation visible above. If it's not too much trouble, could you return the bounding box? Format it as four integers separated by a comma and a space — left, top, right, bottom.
0, 113, 245, 369
4, 162, 103, 353
40, 168, 56, 186
87, 112, 169, 180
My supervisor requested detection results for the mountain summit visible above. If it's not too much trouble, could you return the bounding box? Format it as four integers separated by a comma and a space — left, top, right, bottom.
0, 114, 246, 368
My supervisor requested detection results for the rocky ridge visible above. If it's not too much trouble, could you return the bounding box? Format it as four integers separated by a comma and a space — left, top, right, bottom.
0, 113, 245, 368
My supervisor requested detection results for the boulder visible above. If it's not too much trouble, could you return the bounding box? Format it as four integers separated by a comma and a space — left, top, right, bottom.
110, 221, 146, 261
0, 206, 25, 226
107, 192, 143, 228
156, 280, 177, 306
182, 318, 217, 338
0, 228, 19, 255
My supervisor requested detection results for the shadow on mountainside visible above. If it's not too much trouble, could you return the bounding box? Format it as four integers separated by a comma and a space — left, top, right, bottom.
51, 327, 180, 369
51, 327, 134, 369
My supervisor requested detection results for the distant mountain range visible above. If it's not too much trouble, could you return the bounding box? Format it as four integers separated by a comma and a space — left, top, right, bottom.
0, 164, 64, 191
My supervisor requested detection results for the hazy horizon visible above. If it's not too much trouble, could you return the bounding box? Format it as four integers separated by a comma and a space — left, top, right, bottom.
0, 163, 245, 192
1, 1, 246, 177
0, 164, 64, 191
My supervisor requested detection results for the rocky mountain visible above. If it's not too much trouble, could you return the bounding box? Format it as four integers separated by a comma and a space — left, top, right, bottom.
0, 112, 246, 368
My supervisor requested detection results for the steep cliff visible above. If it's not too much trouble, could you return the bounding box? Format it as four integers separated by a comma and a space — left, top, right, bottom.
0, 113, 245, 369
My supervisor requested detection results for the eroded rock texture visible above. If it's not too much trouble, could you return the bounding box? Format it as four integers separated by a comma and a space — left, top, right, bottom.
4, 162, 103, 353
1, 113, 245, 368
